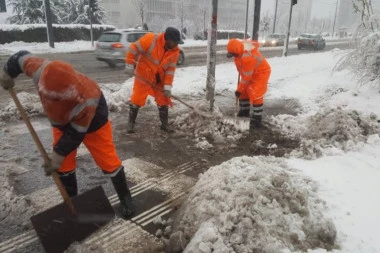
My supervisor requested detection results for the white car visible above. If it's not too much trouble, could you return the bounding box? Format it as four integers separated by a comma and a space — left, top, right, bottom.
95, 29, 185, 68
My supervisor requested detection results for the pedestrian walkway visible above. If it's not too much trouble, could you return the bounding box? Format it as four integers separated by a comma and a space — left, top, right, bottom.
0, 159, 201, 252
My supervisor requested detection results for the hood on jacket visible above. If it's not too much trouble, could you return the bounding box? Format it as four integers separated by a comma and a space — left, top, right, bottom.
39, 61, 79, 100
226, 39, 244, 57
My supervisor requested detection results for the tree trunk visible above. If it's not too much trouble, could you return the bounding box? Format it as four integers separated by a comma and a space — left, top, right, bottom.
206, 0, 218, 112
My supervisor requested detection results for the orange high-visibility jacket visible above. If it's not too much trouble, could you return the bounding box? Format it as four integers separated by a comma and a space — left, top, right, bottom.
19, 55, 108, 156
227, 39, 271, 98
126, 32, 180, 92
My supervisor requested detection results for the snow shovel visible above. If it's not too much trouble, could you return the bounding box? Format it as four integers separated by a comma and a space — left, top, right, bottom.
221, 76, 250, 130
171, 94, 216, 119
220, 98, 250, 131
138, 78, 216, 119
8, 88, 115, 253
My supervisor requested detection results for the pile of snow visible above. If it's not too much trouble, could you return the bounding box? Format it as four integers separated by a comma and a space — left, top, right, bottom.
0, 92, 42, 121
0, 40, 96, 55
163, 156, 337, 253
272, 108, 380, 159
0, 82, 133, 118
0, 163, 36, 240
101, 82, 134, 112
173, 101, 246, 150
0, 24, 115, 32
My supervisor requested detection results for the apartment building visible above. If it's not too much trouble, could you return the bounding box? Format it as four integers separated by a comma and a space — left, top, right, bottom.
101, 0, 249, 34
101, 0, 140, 28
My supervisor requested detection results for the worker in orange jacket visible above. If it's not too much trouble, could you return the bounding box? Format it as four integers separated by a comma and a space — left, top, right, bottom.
0, 51, 135, 218
226, 39, 271, 131
124, 27, 181, 133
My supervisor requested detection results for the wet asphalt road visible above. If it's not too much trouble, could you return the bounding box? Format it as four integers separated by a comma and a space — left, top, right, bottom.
0, 39, 351, 96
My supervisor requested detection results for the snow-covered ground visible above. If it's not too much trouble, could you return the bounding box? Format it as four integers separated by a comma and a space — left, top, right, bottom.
163, 49, 380, 253
0, 39, 229, 55
1, 41, 379, 253
0, 36, 347, 55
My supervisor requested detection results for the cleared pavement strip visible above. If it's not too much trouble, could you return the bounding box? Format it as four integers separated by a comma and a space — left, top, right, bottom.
109, 160, 198, 205
0, 160, 199, 252
86, 191, 188, 249
0, 230, 39, 253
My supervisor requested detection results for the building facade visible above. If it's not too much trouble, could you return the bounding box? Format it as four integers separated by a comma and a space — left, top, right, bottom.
101, 0, 250, 36
101, 0, 137, 28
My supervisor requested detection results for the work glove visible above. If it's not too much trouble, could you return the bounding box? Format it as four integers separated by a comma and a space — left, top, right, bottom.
4, 50, 30, 78
163, 90, 171, 97
124, 64, 134, 77
0, 71, 15, 90
44, 151, 65, 176
235, 90, 241, 98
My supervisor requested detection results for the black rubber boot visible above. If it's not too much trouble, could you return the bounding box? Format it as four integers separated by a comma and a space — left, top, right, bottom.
158, 106, 174, 133
58, 171, 78, 198
237, 99, 250, 118
249, 114, 262, 132
110, 167, 136, 218
127, 104, 139, 133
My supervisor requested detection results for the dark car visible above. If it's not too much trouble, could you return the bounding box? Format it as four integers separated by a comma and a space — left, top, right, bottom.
297, 33, 326, 50
260, 33, 286, 47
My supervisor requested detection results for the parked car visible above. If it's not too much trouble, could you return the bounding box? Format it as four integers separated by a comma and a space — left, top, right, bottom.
95, 29, 185, 68
297, 33, 326, 50
260, 33, 286, 47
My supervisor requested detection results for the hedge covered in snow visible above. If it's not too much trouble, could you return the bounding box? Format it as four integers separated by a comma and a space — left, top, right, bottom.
0, 24, 115, 44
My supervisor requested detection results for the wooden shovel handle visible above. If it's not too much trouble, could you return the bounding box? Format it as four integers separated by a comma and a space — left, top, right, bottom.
8, 88, 76, 215
170, 94, 195, 110
135, 78, 197, 112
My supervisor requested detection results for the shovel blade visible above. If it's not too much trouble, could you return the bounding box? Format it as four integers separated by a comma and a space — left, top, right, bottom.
30, 186, 115, 253
222, 116, 250, 131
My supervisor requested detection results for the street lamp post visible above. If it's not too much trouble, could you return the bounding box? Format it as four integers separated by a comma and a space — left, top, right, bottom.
244, 0, 249, 39
43, 0, 55, 48
332, 0, 339, 38
252, 0, 261, 41
283, 0, 297, 57
273, 0, 279, 33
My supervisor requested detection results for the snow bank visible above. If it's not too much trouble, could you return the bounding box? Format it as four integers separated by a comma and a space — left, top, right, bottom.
272, 108, 380, 159
173, 101, 246, 149
0, 92, 42, 121
164, 156, 337, 253
0, 163, 36, 241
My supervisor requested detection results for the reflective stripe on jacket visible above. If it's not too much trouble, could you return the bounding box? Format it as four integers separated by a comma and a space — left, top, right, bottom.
19, 55, 108, 156
233, 47, 271, 93
126, 33, 180, 91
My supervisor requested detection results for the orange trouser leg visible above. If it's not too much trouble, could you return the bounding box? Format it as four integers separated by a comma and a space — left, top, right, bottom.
153, 86, 172, 107
52, 127, 77, 173
248, 71, 271, 105
238, 86, 250, 100
130, 79, 152, 107
83, 121, 122, 173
